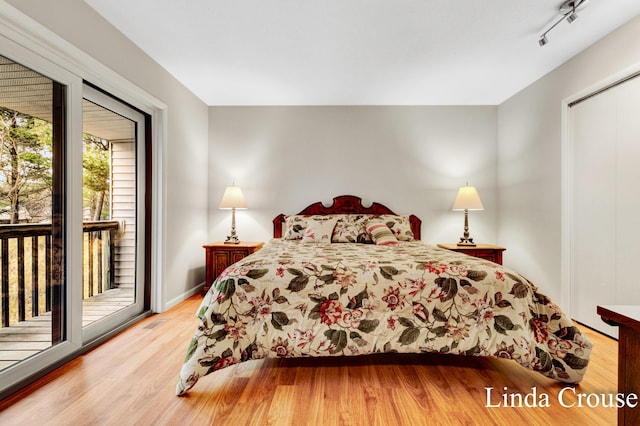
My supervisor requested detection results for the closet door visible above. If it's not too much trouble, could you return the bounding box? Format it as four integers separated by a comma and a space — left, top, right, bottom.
615, 77, 640, 309
569, 75, 640, 337
570, 88, 617, 337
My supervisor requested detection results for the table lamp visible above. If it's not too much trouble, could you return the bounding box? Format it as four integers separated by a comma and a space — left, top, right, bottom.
452, 185, 484, 246
220, 185, 247, 244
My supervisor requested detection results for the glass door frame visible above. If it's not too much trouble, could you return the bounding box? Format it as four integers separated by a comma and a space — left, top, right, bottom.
80, 84, 147, 343
0, 30, 86, 395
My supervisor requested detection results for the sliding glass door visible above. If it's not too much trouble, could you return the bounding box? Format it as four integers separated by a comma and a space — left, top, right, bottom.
0, 50, 150, 396
81, 85, 146, 341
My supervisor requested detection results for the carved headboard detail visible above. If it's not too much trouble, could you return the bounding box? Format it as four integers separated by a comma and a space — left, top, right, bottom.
272, 195, 422, 240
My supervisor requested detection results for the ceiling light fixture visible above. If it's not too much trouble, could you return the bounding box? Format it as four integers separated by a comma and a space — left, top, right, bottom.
538, 0, 589, 47
539, 35, 549, 47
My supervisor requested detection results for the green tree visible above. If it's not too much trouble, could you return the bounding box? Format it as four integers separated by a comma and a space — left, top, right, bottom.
0, 107, 52, 223
83, 134, 110, 220
0, 107, 112, 224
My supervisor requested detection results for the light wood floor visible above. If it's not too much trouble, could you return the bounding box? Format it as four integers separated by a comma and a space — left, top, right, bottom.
0, 295, 618, 425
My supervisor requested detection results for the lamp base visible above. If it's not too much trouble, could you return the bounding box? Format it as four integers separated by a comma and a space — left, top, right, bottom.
224, 207, 240, 244
457, 237, 476, 247
224, 235, 240, 244
457, 209, 477, 246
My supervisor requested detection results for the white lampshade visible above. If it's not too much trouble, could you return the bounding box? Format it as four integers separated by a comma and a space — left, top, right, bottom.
219, 185, 247, 209
452, 186, 484, 211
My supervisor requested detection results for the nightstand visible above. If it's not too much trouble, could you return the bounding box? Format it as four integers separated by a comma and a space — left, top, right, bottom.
202, 241, 264, 295
437, 243, 506, 265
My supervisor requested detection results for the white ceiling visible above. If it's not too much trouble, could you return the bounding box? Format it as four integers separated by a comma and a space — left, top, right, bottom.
84, 0, 640, 106
0, 55, 133, 141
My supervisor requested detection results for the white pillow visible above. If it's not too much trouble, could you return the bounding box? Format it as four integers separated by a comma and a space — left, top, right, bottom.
301, 217, 338, 243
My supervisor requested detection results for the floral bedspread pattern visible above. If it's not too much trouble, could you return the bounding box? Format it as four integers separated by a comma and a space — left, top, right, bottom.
176, 240, 591, 395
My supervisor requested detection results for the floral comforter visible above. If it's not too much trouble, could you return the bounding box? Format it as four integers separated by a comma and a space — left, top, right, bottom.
176, 239, 591, 395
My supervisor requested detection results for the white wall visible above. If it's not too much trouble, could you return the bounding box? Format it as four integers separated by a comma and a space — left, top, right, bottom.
498, 16, 640, 305
6, 0, 210, 306
209, 106, 498, 247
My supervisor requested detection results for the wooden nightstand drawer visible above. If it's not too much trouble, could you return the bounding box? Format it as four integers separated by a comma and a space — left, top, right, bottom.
437, 243, 506, 265
214, 252, 230, 275
202, 241, 264, 295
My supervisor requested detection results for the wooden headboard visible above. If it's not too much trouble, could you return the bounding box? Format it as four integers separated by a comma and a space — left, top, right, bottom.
272, 195, 422, 240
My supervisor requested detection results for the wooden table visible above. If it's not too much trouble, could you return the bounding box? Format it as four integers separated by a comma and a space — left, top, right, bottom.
436, 243, 505, 265
597, 305, 640, 425
202, 241, 264, 295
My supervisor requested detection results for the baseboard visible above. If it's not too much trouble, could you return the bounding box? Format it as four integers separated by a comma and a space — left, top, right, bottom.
164, 282, 204, 311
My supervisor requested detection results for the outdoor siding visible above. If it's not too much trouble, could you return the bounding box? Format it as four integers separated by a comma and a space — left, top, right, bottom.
111, 140, 136, 289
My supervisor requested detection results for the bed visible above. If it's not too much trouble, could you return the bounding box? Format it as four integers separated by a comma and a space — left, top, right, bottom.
176, 195, 592, 396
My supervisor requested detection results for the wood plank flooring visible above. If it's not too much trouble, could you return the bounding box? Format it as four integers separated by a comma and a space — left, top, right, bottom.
0, 295, 619, 425
0, 287, 134, 370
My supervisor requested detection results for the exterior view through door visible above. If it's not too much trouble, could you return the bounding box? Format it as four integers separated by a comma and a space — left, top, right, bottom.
0, 54, 149, 394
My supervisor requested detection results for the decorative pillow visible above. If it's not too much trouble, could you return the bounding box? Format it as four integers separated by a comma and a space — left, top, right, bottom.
365, 220, 399, 246
331, 216, 359, 243
377, 214, 414, 241
301, 217, 339, 243
283, 215, 308, 240
352, 215, 375, 243
284, 215, 347, 240
331, 215, 377, 243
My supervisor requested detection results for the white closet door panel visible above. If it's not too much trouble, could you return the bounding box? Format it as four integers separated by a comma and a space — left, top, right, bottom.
570, 90, 617, 336
616, 77, 640, 305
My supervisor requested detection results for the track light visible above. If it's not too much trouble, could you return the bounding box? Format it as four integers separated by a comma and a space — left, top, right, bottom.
538, 0, 588, 47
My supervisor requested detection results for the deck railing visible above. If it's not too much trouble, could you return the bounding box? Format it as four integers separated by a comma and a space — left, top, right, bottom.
0, 221, 119, 328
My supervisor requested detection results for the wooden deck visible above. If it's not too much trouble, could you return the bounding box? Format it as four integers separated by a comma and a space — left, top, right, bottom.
0, 287, 134, 370
81, 286, 135, 327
